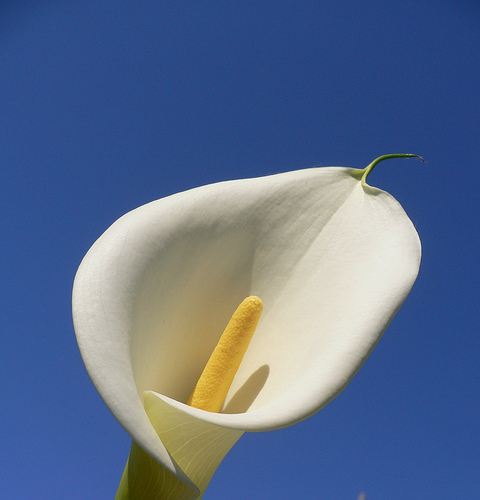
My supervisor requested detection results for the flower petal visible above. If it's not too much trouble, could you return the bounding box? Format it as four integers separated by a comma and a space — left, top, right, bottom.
115, 392, 243, 499
73, 165, 420, 487
145, 391, 243, 497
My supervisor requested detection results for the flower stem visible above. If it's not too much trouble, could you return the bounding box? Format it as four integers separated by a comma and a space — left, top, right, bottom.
361, 154, 424, 186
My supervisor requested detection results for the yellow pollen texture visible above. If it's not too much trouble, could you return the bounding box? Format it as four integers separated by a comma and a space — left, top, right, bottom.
187, 296, 263, 413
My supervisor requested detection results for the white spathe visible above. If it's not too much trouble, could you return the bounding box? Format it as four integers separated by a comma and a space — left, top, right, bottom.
72, 165, 421, 498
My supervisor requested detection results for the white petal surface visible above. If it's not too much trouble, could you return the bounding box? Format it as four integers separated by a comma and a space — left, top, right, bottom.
73, 166, 420, 488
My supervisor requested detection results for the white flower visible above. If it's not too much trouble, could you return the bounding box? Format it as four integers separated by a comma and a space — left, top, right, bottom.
73, 155, 421, 499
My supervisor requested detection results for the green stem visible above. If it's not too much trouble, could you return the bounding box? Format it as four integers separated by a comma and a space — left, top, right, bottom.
361, 154, 424, 186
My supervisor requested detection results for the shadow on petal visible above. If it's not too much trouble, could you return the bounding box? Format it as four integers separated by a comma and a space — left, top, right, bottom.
222, 364, 270, 414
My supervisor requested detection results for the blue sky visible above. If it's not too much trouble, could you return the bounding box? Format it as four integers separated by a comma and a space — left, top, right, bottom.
1, 1, 479, 498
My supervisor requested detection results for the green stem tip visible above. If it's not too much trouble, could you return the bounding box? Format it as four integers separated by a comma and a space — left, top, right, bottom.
361, 154, 424, 186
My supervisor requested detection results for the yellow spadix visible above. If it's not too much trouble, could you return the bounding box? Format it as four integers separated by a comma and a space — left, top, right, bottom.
188, 296, 263, 413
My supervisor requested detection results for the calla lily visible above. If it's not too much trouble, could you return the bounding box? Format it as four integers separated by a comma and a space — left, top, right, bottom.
73, 155, 422, 499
